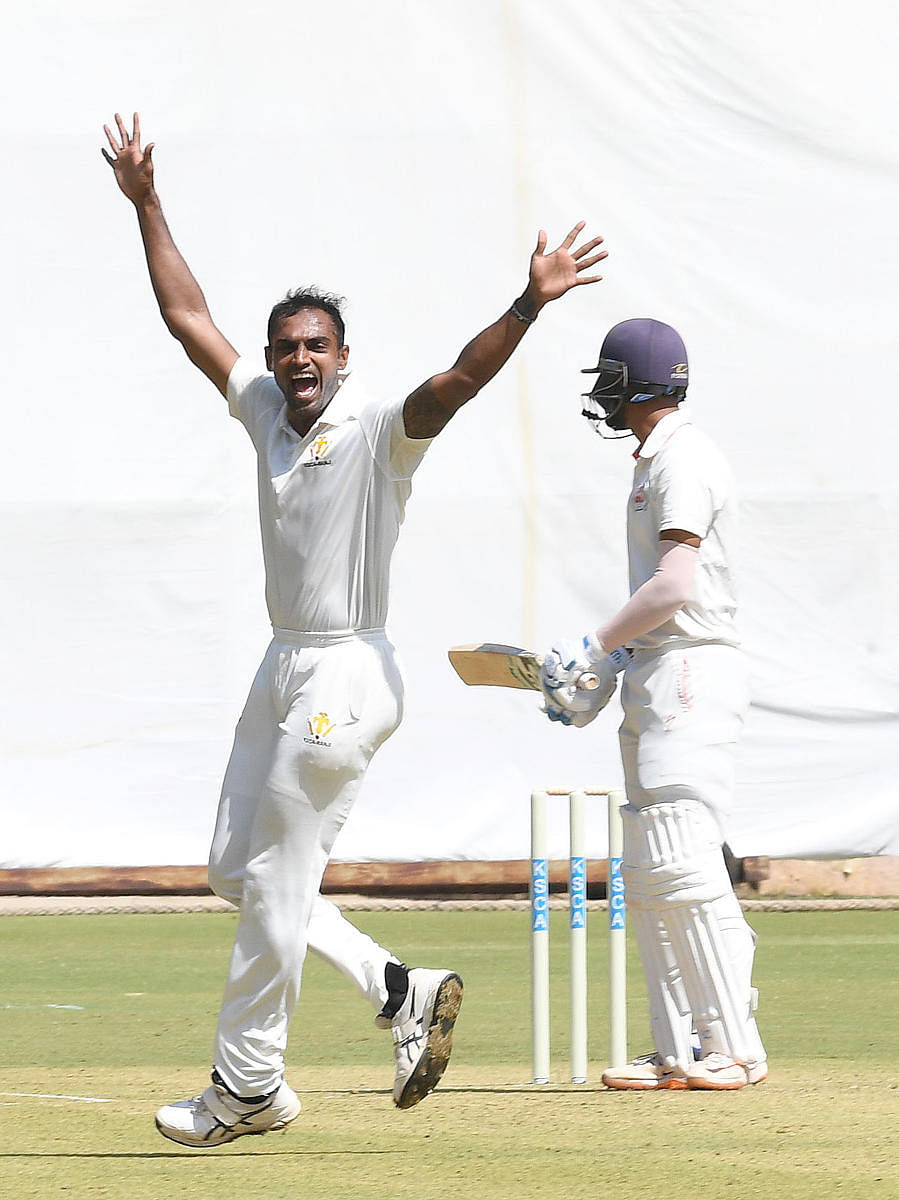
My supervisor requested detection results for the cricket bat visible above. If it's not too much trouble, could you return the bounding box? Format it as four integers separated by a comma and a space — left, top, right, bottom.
447, 643, 598, 691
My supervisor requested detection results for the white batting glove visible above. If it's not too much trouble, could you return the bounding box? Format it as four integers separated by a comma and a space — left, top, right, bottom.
540, 634, 630, 728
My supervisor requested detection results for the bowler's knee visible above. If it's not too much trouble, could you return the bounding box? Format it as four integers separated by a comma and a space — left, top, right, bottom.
207, 850, 243, 907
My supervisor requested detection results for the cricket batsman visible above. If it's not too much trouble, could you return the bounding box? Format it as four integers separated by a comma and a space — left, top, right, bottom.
539, 318, 767, 1090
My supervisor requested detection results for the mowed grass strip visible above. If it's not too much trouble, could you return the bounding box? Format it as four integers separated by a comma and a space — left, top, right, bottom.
0, 909, 897, 1200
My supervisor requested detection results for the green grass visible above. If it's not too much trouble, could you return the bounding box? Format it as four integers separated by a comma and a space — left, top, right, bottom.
1, 910, 897, 1200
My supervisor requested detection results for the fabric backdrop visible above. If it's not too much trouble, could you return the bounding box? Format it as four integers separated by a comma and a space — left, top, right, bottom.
2, 0, 898, 867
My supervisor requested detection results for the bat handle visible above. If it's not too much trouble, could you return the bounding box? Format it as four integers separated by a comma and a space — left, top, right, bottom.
578, 673, 599, 691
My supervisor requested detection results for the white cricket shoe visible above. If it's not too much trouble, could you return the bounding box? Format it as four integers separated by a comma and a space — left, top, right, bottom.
154, 1080, 301, 1148
686, 1053, 768, 1090
389, 967, 463, 1109
602, 1051, 688, 1091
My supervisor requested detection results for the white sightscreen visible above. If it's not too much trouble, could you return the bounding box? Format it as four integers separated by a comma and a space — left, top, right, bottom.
2, 0, 898, 866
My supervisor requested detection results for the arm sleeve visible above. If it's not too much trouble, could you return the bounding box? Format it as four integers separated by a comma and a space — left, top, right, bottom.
357, 393, 434, 481
597, 540, 699, 650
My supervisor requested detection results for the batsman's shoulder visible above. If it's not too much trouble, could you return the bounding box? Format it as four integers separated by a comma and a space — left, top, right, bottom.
661, 421, 730, 473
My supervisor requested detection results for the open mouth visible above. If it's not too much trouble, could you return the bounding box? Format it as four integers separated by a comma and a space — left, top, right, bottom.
290, 373, 319, 400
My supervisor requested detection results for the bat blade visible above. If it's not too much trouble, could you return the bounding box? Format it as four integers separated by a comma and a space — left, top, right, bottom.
447, 643, 543, 690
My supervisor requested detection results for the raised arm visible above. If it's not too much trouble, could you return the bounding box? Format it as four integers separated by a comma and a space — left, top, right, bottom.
403, 223, 607, 439
102, 113, 238, 396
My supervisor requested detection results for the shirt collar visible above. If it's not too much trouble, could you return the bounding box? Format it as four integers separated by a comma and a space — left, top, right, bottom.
280, 372, 365, 438
310, 372, 363, 429
635, 407, 691, 460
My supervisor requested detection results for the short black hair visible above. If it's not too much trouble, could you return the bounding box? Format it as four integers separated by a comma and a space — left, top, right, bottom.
267, 287, 347, 348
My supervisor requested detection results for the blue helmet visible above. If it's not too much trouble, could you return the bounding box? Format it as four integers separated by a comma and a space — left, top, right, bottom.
581, 318, 688, 434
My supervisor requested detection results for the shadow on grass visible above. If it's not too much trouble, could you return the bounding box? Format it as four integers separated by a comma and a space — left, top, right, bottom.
0, 1149, 403, 1159
298, 1085, 612, 1095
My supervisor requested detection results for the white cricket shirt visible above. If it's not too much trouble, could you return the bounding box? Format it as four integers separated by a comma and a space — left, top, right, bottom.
627, 409, 739, 651
227, 358, 432, 633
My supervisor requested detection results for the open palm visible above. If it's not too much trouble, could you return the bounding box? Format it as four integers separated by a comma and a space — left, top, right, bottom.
528, 222, 607, 304
102, 112, 155, 204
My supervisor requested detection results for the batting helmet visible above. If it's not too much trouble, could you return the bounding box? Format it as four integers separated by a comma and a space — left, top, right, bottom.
581, 318, 688, 435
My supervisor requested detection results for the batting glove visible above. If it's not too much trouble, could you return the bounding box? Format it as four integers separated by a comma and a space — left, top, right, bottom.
540, 634, 630, 728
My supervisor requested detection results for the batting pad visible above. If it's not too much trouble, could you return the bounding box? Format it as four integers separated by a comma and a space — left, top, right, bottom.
626, 903, 694, 1073
622, 801, 766, 1068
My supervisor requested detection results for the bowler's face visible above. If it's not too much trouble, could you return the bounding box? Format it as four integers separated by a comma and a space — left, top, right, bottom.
266, 309, 349, 435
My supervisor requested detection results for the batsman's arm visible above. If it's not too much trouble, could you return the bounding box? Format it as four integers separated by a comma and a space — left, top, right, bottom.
403, 222, 607, 439
595, 532, 700, 651
102, 113, 238, 397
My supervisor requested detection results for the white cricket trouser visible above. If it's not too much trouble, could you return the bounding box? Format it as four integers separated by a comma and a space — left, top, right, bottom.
619, 643, 747, 829
618, 644, 766, 1073
207, 629, 404, 1098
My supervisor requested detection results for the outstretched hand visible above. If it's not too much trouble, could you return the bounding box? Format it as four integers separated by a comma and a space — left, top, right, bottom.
526, 222, 607, 310
102, 112, 155, 205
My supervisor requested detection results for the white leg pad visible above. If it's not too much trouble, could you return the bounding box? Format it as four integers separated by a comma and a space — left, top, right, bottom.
663, 893, 766, 1066
626, 904, 694, 1074
622, 801, 766, 1071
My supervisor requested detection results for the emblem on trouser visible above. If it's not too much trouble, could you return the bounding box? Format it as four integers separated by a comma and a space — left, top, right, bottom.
304, 712, 336, 747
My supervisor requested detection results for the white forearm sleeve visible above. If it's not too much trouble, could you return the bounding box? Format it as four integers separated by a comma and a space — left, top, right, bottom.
597, 539, 699, 650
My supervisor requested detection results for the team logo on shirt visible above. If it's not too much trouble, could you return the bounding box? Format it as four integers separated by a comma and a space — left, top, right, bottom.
304, 712, 336, 746
632, 482, 648, 510
304, 436, 333, 467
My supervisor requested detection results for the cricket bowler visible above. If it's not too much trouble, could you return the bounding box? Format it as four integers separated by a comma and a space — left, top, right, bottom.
102, 111, 607, 1145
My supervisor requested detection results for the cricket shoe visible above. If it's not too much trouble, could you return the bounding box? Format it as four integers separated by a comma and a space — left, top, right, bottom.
686, 1053, 768, 1091
602, 1051, 688, 1091
154, 1079, 301, 1148
386, 967, 464, 1109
